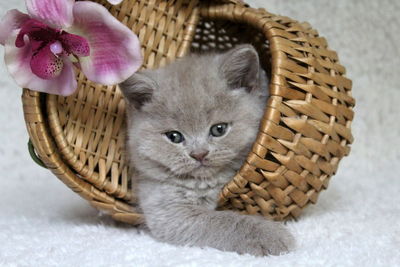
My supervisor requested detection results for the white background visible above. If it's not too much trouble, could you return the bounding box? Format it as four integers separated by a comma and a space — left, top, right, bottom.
0, 0, 399, 266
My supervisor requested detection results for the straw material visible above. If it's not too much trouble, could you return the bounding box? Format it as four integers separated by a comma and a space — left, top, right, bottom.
22, 0, 354, 224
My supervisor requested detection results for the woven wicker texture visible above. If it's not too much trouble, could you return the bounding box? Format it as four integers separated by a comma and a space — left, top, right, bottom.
22, 0, 354, 224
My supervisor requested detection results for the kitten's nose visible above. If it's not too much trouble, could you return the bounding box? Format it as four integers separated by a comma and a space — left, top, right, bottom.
190, 150, 209, 162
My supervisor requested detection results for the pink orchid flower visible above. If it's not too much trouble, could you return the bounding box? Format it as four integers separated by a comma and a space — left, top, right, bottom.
0, 0, 142, 96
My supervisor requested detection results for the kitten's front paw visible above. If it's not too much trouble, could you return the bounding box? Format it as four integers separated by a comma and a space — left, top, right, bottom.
232, 216, 295, 256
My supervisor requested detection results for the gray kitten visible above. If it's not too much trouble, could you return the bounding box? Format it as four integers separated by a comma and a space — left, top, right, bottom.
120, 45, 294, 256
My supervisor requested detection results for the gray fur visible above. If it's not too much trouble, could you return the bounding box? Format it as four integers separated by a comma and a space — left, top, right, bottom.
120, 45, 294, 256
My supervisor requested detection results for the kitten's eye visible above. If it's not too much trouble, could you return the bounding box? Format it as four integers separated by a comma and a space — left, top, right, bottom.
165, 131, 185, 143
210, 123, 228, 137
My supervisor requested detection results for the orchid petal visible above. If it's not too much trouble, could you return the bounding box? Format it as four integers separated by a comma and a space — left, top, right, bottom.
59, 32, 90, 57
5, 31, 77, 96
107, 0, 124, 5
0, 9, 30, 46
71, 1, 142, 85
25, 0, 74, 29
30, 44, 64, 80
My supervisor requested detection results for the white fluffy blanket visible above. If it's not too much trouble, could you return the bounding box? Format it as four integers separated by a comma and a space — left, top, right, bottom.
1, 0, 399, 266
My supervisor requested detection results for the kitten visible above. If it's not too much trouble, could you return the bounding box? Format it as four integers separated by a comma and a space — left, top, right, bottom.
120, 44, 294, 256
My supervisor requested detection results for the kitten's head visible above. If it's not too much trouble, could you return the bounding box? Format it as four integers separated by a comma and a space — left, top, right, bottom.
120, 45, 268, 179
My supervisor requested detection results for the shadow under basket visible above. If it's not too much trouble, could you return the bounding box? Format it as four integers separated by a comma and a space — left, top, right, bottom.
22, 0, 355, 224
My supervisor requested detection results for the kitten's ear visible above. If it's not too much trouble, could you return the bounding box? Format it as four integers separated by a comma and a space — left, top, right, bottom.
219, 44, 260, 91
119, 72, 156, 110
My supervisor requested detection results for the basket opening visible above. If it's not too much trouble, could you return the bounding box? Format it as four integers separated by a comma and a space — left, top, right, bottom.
190, 18, 272, 82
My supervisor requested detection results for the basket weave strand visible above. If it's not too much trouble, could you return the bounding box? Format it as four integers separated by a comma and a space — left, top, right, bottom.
22, 0, 354, 224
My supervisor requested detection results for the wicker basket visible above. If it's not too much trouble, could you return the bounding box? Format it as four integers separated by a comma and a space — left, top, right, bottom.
22, 0, 354, 224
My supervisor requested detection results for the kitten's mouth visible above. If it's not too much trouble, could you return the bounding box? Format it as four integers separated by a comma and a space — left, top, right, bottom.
189, 165, 215, 178
168, 158, 229, 177
195, 161, 214, 169
192, 164, 209, 171
195, 158, 231, 169
188, 161, 226, 177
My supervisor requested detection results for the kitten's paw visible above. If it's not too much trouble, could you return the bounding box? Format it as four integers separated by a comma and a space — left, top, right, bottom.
255, 220, 295, 256
233, 217, 295, 256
